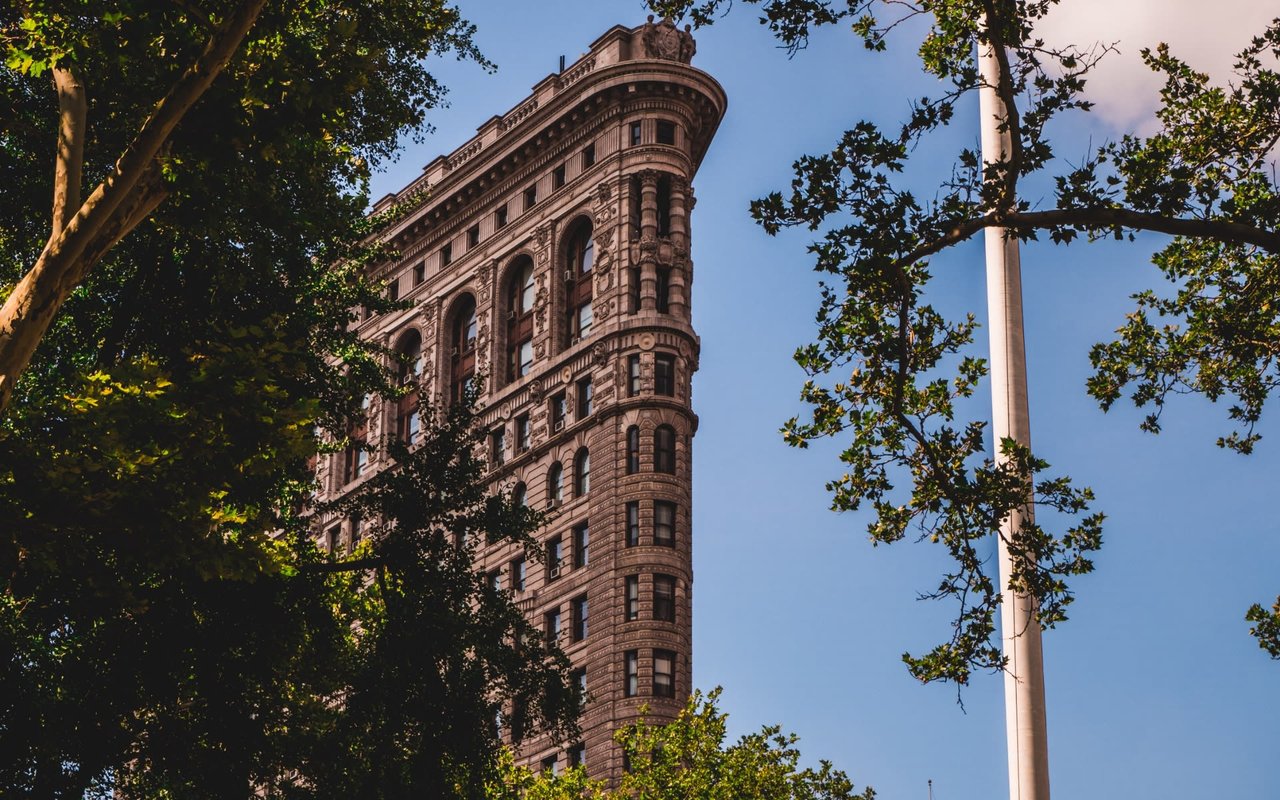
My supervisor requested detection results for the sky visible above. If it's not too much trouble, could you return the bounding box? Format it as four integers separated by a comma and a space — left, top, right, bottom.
368, 4, 1280, 798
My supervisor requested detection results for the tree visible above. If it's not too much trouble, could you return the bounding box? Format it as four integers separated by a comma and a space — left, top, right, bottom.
280, 395, 581, 800
648, 0, 1280, 676
1, 3, 580, 796
0, 0, 483, 413
493, 688, 875, 800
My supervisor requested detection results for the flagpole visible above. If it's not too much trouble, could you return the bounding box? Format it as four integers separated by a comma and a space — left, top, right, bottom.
977, 24, 1052, 800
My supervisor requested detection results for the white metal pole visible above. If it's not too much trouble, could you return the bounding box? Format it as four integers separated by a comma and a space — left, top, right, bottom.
977, 26, 1052, 800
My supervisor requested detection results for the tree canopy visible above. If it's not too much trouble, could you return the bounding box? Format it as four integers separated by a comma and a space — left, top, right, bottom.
1, 2, 579, 796
649, 0, 1280, 676
495, 689, 875, 800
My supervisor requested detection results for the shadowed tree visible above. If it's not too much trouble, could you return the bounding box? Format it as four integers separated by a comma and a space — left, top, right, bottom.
1, 3, 580, 796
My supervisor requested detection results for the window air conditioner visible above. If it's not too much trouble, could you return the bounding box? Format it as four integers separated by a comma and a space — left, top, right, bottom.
564, 269, 574, 282
553, 420, 564, 432
549, 564, 560, 579
546, 498, 558, 509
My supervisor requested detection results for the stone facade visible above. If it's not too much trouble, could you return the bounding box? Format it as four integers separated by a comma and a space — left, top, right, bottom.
313, 20, 725, 781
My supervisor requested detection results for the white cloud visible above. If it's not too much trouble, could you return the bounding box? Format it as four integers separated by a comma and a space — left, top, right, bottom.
1035, 0, 1277, 133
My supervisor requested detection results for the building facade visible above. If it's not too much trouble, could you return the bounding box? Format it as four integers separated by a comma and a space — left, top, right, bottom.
313, 18, 725, 780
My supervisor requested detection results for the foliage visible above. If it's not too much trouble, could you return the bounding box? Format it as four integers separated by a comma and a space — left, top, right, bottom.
281, 395, 580, 800
650, 0, 1280, 678
495, 689, 874, 800
0, 2, 578, 796
1246, 596, 1280, 660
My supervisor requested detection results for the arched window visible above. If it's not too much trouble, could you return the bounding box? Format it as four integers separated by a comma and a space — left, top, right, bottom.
505, 257, 536, 383
394, 329, 422, 443
449, 295, 478, 404
574, 448, 591, 497
654, 425, 676, 474
548, 462, 564, 506
564, 220, 594, 347
625, 426, 640, 474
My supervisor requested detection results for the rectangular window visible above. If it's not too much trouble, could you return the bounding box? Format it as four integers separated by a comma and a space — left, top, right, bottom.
545, 607, 561, 641
629, 267, 642, 313
440, 242, 452, 267
571, 594, 588, 641
655, 353, 675, 396
577, 376, 593, 418
626, 501, 640, 547
575, 302, 593, 340
653, 649, 676, 697
629, 120, 642, 146
654, 574, 676, 622
516, 414, 531, 453
657, 176, 672, 235
546, 537, 563, 580
488, 569, 502, 593
553, 163, 566, 189
569, 743, 586, 768
654, 501, 675, 547
573, 522, 589, 568
656, 267, 671, 313
349, 513, 362, 551
656, 120, 676, 145
491, 427, 506, 466
325, 525, 340, 553
571, 667, 587, 699
495, 204, 508, 229
524, 184, 538, 210
582, 142, 595, 168
625, 575, 639, 621
550, 392, 566, 432
412, 261, 426, 285
388, 275, 400, 301
511, 339, 533, 379
540, 755, 558, 775
343, 409, 368, 484
628, 354, 641, 397
512, 701, 526, 744
624, 650, 638, 697
467, 224, 480, 248
510, 557, 526, 591
629, 176, 642, 238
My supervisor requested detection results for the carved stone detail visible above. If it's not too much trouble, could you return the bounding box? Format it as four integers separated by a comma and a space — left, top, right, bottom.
639, 15, 696, 63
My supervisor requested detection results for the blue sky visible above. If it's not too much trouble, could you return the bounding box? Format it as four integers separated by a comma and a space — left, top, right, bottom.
369, 4, 1280, 797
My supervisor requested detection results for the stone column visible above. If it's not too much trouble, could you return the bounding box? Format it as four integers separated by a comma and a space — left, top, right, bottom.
638, 171, 659, 311
669, 176, 691, 318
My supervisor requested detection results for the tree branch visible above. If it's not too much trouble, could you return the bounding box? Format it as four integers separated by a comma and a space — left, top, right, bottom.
0, 0, 269, 414
895, 206, 1280, 274
297, 556, 386, 575
50, 63, 86, 242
